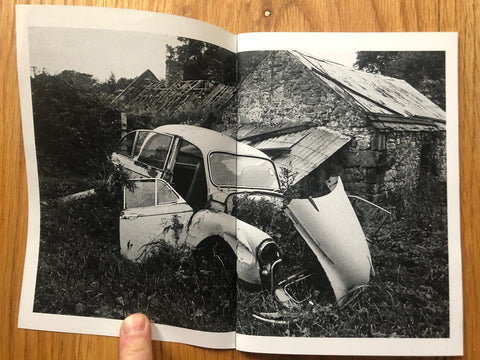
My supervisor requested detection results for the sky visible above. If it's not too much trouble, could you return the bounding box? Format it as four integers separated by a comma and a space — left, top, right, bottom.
28, 27, 357, 82
29, 27, 181, 81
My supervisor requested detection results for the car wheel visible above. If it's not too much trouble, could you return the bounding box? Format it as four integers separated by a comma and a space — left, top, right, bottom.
194, 237, 236, 284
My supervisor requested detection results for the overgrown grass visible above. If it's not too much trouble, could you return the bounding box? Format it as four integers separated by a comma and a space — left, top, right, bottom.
236, 221, 449, 337
34, 175, 448, 337
34, 188, 235, 331
235, 179, 449, 338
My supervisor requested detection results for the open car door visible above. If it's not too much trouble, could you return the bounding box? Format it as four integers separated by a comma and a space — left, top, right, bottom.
284, 177, 372, 305
120, 178, 193, 261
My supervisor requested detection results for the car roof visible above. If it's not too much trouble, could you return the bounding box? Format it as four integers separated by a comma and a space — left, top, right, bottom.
154, 124, 271, 159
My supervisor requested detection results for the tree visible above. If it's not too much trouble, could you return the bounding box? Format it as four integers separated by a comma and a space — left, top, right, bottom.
31, 70, 121, 180
355, 51, 445, 110
166, 37, 236, 86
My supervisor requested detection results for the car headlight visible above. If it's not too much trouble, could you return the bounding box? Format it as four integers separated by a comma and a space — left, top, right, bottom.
257, 239, 282, 290
257, 239, 281, 265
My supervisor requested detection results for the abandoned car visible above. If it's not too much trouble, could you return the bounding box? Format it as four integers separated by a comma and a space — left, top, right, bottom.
112, 124, 374, 304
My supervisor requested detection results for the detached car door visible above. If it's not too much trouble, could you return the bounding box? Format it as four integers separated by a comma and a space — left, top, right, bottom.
120, 178, 193, 261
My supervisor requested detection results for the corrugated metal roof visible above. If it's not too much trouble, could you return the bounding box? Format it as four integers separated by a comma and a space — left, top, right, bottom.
234, 124, 350, 185
292, 51, 446, 122
228, 123, 317, 142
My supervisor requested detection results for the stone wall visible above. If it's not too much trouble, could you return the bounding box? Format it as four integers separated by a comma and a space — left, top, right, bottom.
237, 52, 370, 134
236, 51, 447, 204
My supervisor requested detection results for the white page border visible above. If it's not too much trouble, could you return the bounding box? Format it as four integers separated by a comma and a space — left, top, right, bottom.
16, 7, 462, 354
16, 5, 236, 349
236, 32, 462, 356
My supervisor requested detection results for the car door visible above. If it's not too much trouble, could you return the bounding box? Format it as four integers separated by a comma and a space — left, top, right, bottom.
119, 178, 193, 261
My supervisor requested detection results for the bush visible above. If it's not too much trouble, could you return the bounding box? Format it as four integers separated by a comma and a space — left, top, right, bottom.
31, 71, 122, 180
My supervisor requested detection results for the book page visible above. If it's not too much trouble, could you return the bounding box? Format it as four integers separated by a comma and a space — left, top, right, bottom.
16, 5, 237, 349
235, 32, 462, 356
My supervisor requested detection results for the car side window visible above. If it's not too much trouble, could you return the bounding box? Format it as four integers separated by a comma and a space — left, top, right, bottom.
124, 179, 178, 209
136, 133, 172, 170
124, 179, 155, 208
117, 132, 137, 158
132, 131, 149, 158
156, 180, 179, 204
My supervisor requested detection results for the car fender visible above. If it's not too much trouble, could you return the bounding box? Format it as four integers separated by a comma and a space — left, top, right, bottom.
186, 209, 272, 285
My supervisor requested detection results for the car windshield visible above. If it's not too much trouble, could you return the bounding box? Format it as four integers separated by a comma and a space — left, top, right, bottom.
209, 152, 280, 190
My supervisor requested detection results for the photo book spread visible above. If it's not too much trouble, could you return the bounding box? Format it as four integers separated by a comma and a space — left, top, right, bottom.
15, 5, 462, 356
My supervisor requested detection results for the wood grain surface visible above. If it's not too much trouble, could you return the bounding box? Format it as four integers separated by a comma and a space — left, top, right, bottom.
1, 0, 478, 359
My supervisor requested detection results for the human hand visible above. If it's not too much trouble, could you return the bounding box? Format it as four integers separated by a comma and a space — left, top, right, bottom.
119, 313, 154, 360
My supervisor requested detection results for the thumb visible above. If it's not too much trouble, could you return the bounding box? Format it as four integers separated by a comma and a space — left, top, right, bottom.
119, 313, 153, 360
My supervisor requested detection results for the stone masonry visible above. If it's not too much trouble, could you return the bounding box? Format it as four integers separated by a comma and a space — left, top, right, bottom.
235, 51, 446, 204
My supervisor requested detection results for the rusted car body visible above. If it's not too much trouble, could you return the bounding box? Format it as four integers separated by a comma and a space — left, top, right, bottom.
112, 124, 373, 301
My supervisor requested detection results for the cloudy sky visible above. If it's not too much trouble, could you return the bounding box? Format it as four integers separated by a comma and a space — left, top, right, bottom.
28, 27, 357, 82
29, 27, 182, 81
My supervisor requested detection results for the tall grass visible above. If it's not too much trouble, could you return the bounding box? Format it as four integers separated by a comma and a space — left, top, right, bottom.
34, 188, 235, 331
34, 176, 448, 337
236, 178, 449, 337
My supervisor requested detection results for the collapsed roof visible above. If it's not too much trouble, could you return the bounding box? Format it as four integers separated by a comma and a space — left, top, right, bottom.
226, 123, 351, 185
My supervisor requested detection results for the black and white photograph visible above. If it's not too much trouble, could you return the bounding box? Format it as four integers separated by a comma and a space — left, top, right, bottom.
16, 5, 461, 356
234, 49, 450, 337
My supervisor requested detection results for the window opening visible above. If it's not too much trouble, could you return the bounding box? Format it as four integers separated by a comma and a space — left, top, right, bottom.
133, 131, 150, 158
209, 152, 280, 190
124, 179, 155, 208
171, 140, 207, 210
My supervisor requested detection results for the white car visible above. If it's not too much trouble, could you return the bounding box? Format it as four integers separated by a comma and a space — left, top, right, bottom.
112, 124, 373, 302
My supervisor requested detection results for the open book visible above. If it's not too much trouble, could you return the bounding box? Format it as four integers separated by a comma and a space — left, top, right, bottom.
16, 5, 462, 356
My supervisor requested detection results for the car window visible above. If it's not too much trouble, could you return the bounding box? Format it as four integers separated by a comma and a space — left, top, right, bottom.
136, 133, 173, 170
132, 131, 150, 158
116, 131, 137, 158
125, 180, 156, 208
156, 180, 179, 204
124, 179, 178, 209
209, 152, 280, 190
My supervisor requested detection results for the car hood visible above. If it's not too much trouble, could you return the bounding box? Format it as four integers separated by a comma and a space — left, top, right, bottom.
284, 177, 372, 305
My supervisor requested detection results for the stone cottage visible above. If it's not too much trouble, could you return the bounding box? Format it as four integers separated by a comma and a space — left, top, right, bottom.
234, 51, 447, 203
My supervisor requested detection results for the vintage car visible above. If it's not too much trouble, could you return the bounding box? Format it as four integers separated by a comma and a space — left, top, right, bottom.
112, 124, 374, 303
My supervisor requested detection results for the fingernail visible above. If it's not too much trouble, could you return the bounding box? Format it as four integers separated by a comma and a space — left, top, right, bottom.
123, 314, 147, 335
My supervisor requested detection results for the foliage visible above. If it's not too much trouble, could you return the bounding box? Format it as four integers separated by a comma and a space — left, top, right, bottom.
237, 51, 270, 81
31, 70, 122, 184
31, 66, 448, 336
355, 51, 446, 110
124, 105, 228, 132
235, 177, 449, 338
34, 171, 448, 337
35, 190, 235, 331
95, 72, 136, 96
166, 37, 236, 86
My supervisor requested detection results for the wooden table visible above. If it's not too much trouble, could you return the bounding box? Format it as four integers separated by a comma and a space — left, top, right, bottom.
1, 1, 478, 359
